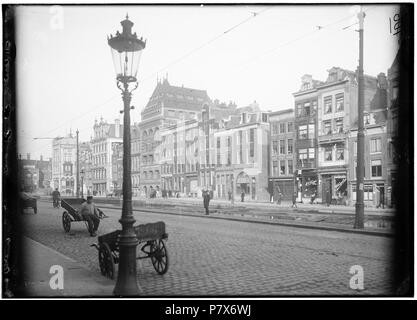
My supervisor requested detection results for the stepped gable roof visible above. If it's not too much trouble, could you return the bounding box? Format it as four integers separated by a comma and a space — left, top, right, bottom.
143, 79, 211, 113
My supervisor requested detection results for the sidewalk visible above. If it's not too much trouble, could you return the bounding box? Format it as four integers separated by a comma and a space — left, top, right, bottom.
18, 236, 114, 297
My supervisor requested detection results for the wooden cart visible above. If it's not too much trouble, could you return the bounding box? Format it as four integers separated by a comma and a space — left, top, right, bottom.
93, 221, 168, 279
61, 198, 106, 234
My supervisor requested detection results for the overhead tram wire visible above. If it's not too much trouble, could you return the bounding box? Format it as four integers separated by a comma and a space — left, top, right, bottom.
139, 7, 273, 84
220, 6, 377, 78
23, 7, 272, 151
19, 94, 119, 152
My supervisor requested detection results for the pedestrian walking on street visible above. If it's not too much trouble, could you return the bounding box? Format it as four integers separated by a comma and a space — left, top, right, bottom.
203, 190, 210, 215
52, 188, 61, 208
80, 196, 101, 237
241, 191, 245, 202
292, 192, 297, 208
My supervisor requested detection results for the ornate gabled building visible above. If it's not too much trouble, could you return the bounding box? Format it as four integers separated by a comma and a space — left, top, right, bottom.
316, 67, 378, 204
137, 77, 211, 196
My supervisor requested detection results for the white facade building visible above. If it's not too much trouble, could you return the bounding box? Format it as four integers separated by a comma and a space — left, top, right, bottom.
52, 134, 77, 195
91, 118, 123, 195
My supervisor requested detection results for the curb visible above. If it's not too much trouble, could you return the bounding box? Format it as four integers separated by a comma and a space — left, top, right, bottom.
97, 204, 394, 238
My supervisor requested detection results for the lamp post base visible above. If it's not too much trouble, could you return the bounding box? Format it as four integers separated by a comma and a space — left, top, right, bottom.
354, 203, 365, 229
113, 233, 141, 297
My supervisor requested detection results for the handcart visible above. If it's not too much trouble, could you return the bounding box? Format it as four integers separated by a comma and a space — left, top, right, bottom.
92, 221, 168, 279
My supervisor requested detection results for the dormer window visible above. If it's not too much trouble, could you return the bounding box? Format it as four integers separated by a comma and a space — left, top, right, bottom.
241, 113, 247, 124
302, 82, 311, 91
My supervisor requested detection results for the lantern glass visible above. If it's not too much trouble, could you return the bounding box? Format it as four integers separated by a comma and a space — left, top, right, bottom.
110, 46, 143, 82
108, 16, 146, 83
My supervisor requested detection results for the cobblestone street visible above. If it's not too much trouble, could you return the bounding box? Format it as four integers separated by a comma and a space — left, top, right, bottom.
20, 202, 395, 296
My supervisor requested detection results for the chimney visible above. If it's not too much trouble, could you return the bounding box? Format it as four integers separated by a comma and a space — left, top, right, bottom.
27, 153, 30, 160
115, 119, 120, 138
377, 72, 388, 90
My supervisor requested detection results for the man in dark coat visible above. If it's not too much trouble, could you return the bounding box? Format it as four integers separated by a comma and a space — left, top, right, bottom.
203, 190, 210, 215
292, 192, 298, 208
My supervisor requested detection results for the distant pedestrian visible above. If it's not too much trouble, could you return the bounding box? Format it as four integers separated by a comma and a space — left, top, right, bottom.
241, 191, 245, 202
310, 192, 316, 204
292, 192, 297, 208
203, 190, 210, 215
277, 192, 282, 205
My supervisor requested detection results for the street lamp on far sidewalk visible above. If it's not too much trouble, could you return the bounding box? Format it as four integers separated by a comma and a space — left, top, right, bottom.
108, 14, 146, 296
80, 168, 85, 198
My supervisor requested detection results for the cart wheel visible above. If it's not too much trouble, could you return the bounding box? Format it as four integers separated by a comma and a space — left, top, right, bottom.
99, 243, 115, 280
150, 239, 169, 275
62, 212, 71, 233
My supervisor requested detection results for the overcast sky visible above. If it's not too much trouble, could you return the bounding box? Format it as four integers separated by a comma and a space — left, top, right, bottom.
15, 4, 400, 160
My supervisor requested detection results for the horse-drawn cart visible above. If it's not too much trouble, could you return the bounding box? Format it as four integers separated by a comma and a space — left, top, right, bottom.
93, 221, 169, 279
61, 198, 106, 234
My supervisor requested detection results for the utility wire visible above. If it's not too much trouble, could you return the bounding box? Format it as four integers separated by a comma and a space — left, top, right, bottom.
140, 7, 272, 83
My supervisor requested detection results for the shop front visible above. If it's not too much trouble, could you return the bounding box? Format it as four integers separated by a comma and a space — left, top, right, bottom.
318, 170, 348, 205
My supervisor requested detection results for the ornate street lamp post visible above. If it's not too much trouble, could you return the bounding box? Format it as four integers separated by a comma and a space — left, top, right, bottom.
108, 14, 146, 296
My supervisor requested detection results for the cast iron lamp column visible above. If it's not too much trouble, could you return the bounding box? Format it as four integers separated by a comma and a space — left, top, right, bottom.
108, 14, 146, 296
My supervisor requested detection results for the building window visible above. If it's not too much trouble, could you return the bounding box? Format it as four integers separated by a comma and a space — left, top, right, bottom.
272, 140, 278, 156
273, 161, 278, 176
335, 118, 344, 134
370, 138, 382, 153
296, 104, 302, 117
308, 148, 315, 159
299, 149, 307, 160
303, 102, 311, 116
227, 136, 232, 166
323, 120, 332, 135
324, 96, 332, 114
325, 147, 332, 161
279, 123, 286, 134
280, 160, 286, 175
287, 139, 293, 154
272, 123, 279, 135
287, 122, 293, 132
217, 137, 221, 166
308, 124, 315, 139
299, 125, 307, 139
249, 128, 255, 157
239, 131, 243, 164
371, 159, 382, 177
288, 160, 293, 175
279, 140, 285, 155
336, 93, 344, 111
336, 146, 344, 160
